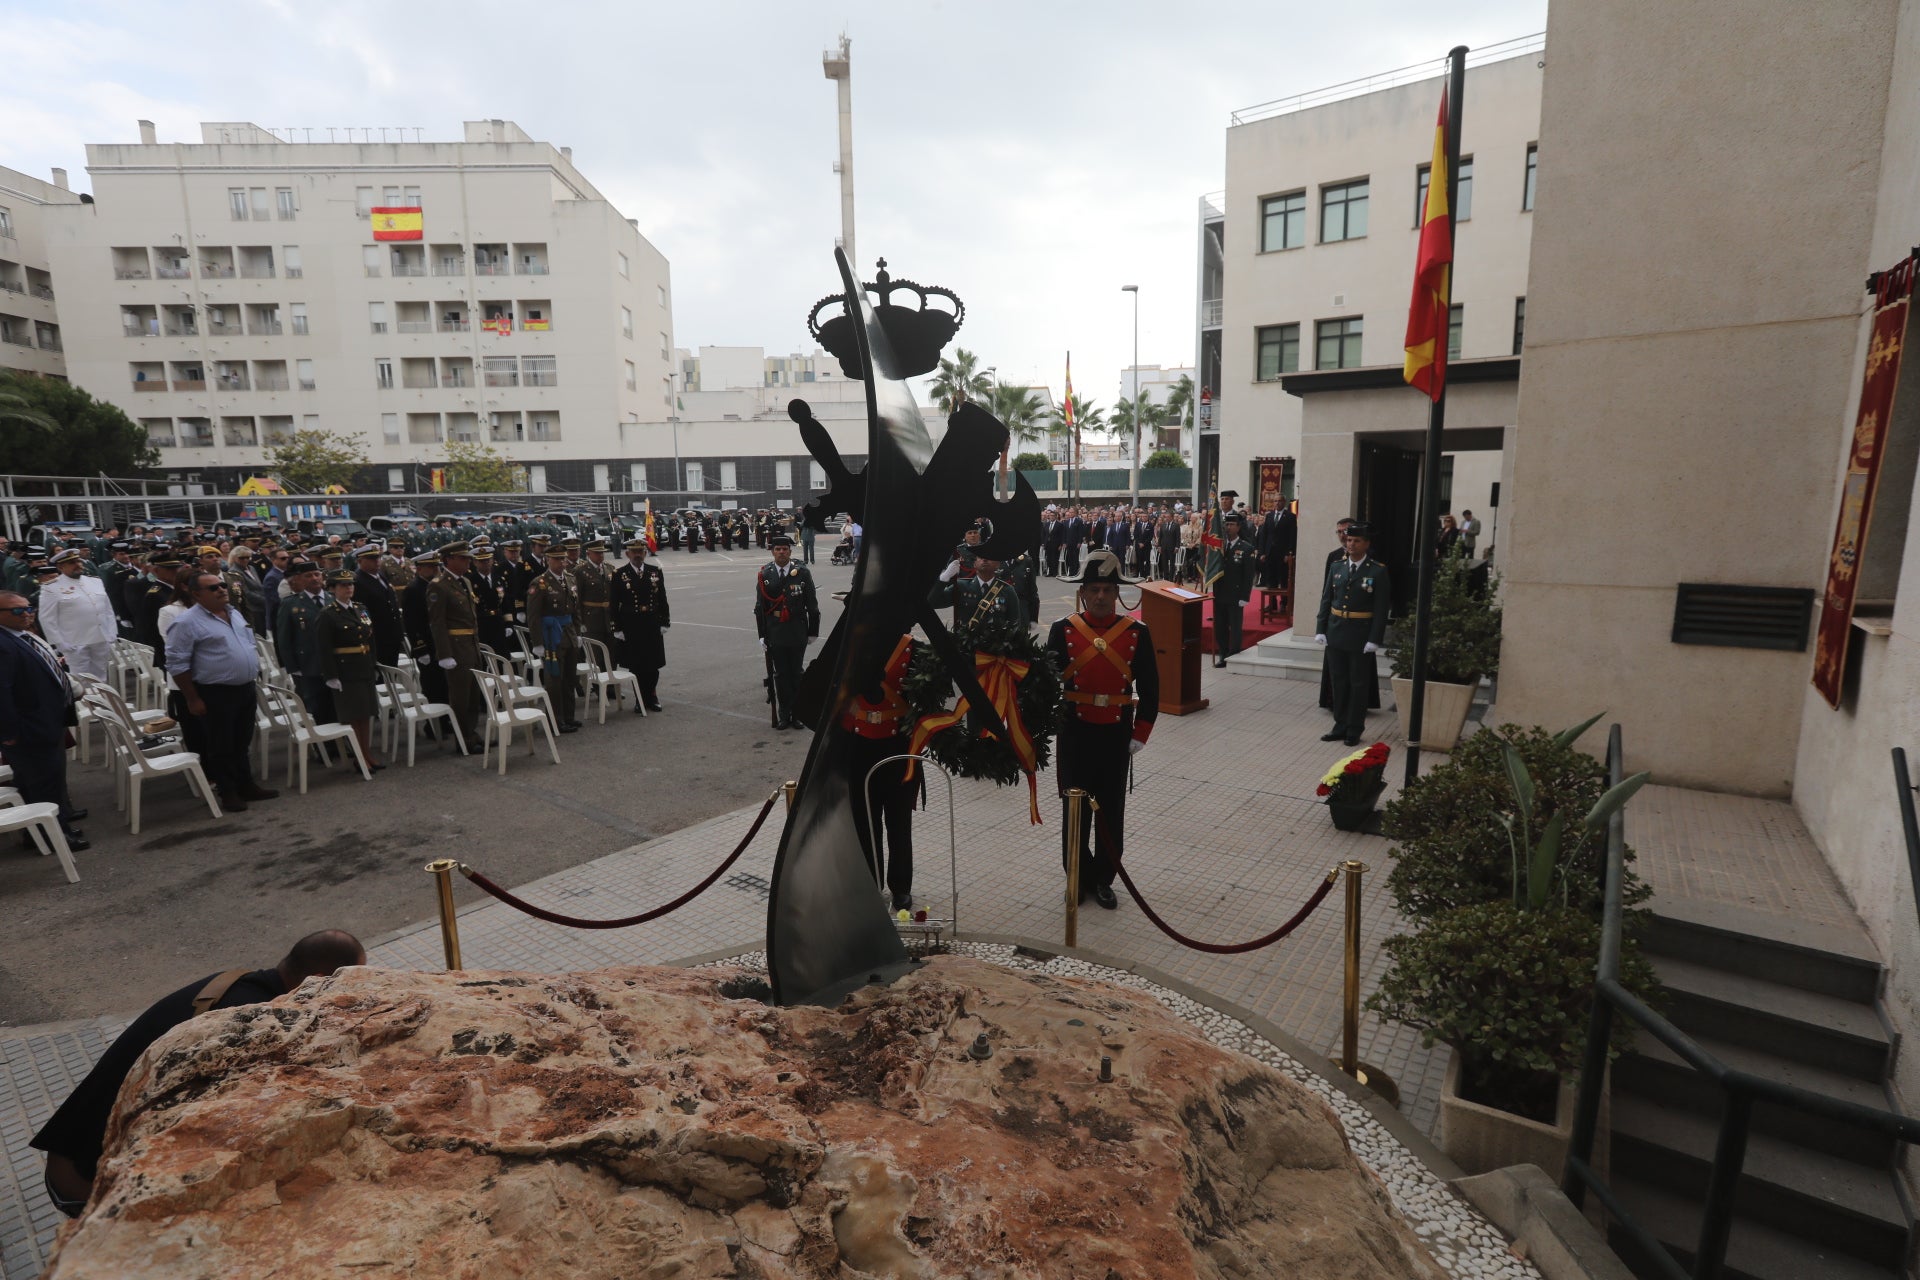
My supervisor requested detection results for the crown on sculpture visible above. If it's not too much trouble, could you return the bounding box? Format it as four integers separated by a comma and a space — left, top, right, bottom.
808, 258, 964, 380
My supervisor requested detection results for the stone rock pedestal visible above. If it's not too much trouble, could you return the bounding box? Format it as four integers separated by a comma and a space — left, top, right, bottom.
47, 956, 1444, 1279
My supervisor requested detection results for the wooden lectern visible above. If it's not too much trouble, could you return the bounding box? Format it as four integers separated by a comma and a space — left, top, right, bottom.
1137, 580, 1210, 715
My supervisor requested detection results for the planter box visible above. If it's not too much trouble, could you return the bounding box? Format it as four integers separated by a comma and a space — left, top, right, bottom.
1390, 675, 1478, 750
1327, 774, 1387, 832
1439, 1055, 1583, 1181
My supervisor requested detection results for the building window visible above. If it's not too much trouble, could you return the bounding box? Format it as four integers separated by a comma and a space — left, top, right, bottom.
1448, 304, 1464, 360
403, 186, 420, 206
593, 464, 611, 492
375, 358, 393, 389
529, 466, 547, 493
1256, 324, 1299, 381
250, 188, 270, 220
296, 358, 315, 390
719, 461, 738, 491
630, 462, 647, 491
775, 459, 793, 490
1523, 144, 1537, 211
303, 414, 320, 432
387, 468, 405, 492
1513, 297, 1526, 354
1320, 180, 1369, 242
1415, 158, 1473, 223
290, 302, 309, 335
229, 189, 249, 221
657, 285, 667, 308
808, 461, 827, 491
1260, 191, 1306, 252
356, 187, 374, 216
660, 332, 670, 358
368, 302, 387, 334
621, 306, 633, 338
617, 252, 630, 278
0, 207, 12, 237
624, 360, 637, 390
383, 186, 401, 205
276, 188, 297, 220
381, 412, 399, 443
283, 245, 302, 278
522, 354, 557, 387
1315, 317, 1363, 369
362, 245, 381, 277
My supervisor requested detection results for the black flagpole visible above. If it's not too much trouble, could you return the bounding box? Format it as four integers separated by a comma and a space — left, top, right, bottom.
1403, 44, 1468, 788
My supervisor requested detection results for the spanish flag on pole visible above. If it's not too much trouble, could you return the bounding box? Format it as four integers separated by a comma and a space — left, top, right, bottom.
644, 500, 658, 554
370, 207, 423, 241
1402, 86, 1453, 401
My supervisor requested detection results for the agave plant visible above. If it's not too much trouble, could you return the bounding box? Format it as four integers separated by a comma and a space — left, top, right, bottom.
1496, 713, 1650, 911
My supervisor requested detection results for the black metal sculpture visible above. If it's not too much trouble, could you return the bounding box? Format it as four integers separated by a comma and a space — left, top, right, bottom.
765, 251, 1041, 1005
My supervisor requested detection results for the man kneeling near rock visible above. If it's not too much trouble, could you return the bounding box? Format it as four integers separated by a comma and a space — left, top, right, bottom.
31, 929, 367, 1216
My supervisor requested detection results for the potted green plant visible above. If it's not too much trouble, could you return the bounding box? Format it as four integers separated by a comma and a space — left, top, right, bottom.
1366, 716, 1660, 1178
1388, 555, 1501, 750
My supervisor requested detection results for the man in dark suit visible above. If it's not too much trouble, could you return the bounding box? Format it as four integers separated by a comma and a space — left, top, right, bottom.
1063, 509, 1088, 576
0, 591, 87, 849
1042, 511, 1066, 577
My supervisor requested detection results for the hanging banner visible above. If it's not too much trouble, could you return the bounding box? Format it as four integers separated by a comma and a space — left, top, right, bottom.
1812, 255, 1915, 707
1256, 460, 1287, 512
370, 207, 423, 241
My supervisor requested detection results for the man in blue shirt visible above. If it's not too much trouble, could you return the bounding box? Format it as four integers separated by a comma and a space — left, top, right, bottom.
166, 570, 279, 811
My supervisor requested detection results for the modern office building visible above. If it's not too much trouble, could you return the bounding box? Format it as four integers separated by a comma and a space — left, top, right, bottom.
1197, 39, 1542, 512
0, 164, 85, 380
43, 119, 673, 488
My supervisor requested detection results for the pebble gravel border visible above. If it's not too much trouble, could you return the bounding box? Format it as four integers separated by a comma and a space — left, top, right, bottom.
702, 944, 1541, 1280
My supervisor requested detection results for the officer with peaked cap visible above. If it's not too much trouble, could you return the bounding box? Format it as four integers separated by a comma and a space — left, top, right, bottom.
610, 536, 669, 712
1314, 520, 1392, 746
753, 533, 818, 729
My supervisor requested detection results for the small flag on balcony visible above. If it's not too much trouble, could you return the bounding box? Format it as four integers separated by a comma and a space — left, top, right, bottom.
370, 207, 423, 241
522, 318, 549, 331
486, 316, 512, 335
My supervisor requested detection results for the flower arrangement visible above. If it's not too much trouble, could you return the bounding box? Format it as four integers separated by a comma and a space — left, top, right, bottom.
1318, 742, 1390, 802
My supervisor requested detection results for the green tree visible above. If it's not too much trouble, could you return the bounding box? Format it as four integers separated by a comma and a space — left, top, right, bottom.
1144, 448, 1184, 469
989, 382, 1048, 450
1163, 374, 1195, 432
265, 428, 370, 493
927, 348, 995, 414
1049, 394, 1104, 500
0, 373, 156, 475
444, 439, 527, 493
1011, 451, 1053, 472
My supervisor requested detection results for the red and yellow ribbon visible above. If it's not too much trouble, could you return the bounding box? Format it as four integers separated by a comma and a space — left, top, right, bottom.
908, 651, 1043, 824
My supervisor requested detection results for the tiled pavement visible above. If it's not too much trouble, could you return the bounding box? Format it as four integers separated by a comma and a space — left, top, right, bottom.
0, 672, 1872, 1277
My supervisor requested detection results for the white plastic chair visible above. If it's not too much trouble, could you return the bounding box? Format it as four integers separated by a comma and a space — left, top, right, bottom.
579, 637, 643, 723
483, 647, 556, 729
115, 640, 167, 711
0, 802, 80, 883
378, 664, 467, 766
99, 716, 222, 835
266, 683, 372, 793
473, 670, 559, 775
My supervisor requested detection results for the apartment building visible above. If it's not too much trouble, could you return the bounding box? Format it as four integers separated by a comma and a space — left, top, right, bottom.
0, 164, 86, 379
1197, 39, 1543, 509
677, 345, 850, 393
44, 119, 673, 487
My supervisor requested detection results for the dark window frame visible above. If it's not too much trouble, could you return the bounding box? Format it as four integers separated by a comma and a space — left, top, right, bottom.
1320, 179, 1370, 243
1523, 144, 1538, 212
1315, 316, 1364, 370
1255, 323, 1300, 381
1259, 190, 1307, 253
1512, 297, 1527, 355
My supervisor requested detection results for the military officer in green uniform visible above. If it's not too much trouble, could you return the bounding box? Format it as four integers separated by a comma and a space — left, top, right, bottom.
754, 533, 818, 730
274, 558, 332, 722
381, 537, 415, 592
1314, 521, 1392, 746
526, 543, 585, 733
930, 548, 1028, 636
317, 569, 383, 769
1211, 510, 1258, 667
572, 538, 614, 650
470, 544, 511, 654
427, 541, 484, 746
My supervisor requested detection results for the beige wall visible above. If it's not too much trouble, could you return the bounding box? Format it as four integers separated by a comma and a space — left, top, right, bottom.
1496, 0, 1900, 793
1218, 53, 1540, 502
1793, 0, 1920, 1116
45, 121, 672, 471
0, 165, 83, 380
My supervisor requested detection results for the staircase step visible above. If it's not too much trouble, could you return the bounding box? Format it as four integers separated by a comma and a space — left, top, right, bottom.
1610, 1095, 1908, 1267
1606, 1176, 1900, 1280
1654, 956, 1893, 1080
1645, 898, 1880, 1002
1615, 1031, 1897, 1165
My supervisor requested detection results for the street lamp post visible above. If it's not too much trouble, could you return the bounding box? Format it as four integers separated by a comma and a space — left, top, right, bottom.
1122, 284, 1140, 508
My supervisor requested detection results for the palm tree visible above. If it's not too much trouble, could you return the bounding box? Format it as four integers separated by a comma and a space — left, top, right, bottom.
1050, 395, 1104, 503
0, 386, 54, 432
926, 348, 995, 414
988, 381, 1048, 497
1164, 374, 1195, 432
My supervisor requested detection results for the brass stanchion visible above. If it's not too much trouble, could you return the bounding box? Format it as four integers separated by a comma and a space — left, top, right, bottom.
1064, 788, 1086, 947
425, 859, 463, 971
781, 779, 798, 811
1336, 859, 1399, 1107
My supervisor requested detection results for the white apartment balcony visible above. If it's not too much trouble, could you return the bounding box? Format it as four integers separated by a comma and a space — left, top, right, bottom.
396, 320, 432, 334
439, 317, 469, 332
391, 263, 426, 278
255, 372, 290, 391
251, 320, 283, 335
172, 379, 207, 392
483, 368, 518, 388
30, 284, 54, 301
114, 267, 151, 281
156, 264, 191, 280
475, 262, 512, 276
1201, 299, 1223, 328
238, 263, 275, 279
201, 263, 235, 279
0, 280, 23, 297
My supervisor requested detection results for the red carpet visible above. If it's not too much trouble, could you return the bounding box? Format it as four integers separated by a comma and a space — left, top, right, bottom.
1127, 592, 1291, 655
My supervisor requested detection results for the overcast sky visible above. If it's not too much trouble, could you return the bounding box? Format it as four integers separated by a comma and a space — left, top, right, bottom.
3, 0, 1545, 413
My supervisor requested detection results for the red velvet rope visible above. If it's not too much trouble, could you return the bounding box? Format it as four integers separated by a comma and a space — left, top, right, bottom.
1111, 860, 1339, 954
460, 790, 783, 929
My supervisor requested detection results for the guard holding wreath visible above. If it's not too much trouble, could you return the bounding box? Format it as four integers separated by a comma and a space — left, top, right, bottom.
1046, 548, 1158, 910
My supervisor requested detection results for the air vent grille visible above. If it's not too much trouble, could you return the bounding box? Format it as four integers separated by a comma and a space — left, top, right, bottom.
1671, 583, 1815, 651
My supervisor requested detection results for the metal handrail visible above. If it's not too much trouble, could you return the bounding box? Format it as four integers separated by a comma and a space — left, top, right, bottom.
1564, 726, 1920, 1279
1895, 748, 1920, 933
1230, 33, 1545, 125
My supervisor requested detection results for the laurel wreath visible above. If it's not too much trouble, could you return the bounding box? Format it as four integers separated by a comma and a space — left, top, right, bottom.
900, 614, 1063, 785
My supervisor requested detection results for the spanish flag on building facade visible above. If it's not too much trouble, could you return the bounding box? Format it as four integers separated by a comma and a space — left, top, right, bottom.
370, 207, 423, 241
1402, 87, 1453, 401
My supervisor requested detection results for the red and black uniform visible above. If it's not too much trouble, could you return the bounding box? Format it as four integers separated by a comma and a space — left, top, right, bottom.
1045, 610, 1159, 893
839, 634, 919, 904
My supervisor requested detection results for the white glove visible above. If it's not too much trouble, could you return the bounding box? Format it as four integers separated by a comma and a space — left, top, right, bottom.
1239, 599, 1250, 608
661, 622, 670, 630
1314, 633, 1327, 646
1363, 642, 1381, 655
325, 678, 342, 691
613, 630, 625, 640
759, 638, 767, 650
531, 646, 545, 658
438, 657, 457, 669
938, 560, 962, 582
1128, 739, 1145, 757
